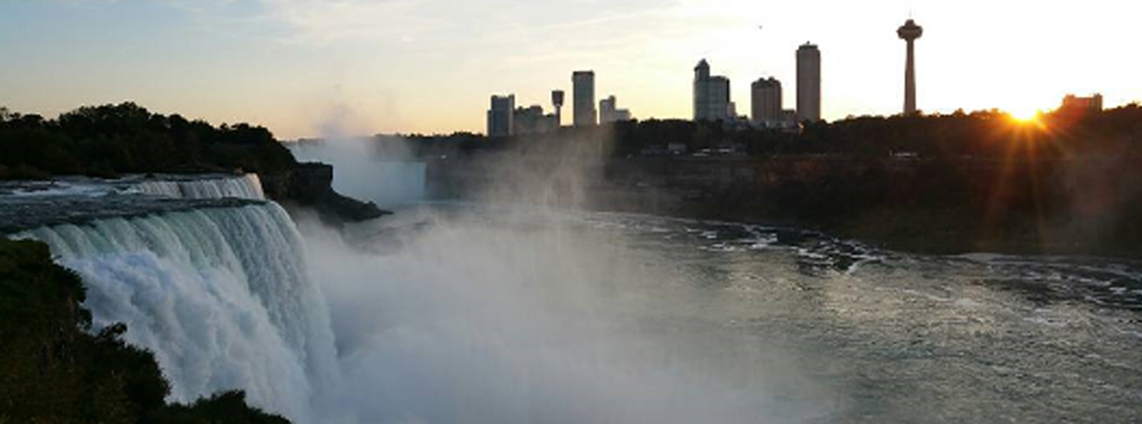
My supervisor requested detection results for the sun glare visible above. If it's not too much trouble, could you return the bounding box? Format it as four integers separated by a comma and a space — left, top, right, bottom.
1008, 109, 1041, 124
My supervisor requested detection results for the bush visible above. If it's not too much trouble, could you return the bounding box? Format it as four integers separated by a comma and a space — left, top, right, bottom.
0, 238, 290, 424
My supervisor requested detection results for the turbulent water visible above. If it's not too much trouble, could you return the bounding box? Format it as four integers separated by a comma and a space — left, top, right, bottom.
0, 173, 265, 200
11, 175, 334, 422
5, 173, 1142, 423
311, 206, 1142, 423
132, 174, 266, 200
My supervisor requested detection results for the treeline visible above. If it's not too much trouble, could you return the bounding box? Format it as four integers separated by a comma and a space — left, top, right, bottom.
0, 103, 296, 180
417, 106, 1142, 254
0, 238, 290, 423
400, 105, 1142, 161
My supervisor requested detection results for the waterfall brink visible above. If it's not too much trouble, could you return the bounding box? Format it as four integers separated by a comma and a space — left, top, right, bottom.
134, 174, 266, 200
17, 202, 335, 423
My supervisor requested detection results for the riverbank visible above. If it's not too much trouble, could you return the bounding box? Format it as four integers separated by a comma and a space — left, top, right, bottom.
427, 155, 1142, 259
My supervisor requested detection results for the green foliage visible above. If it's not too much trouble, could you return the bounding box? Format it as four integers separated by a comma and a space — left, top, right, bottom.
146, 391, 289, 424
0, 238, 290, 424
400, 105, 1142, 162
0, 103, 297, 180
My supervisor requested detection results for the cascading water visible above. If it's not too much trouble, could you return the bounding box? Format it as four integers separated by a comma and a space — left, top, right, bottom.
133, 174, 266, 200
15, 194, 335, 423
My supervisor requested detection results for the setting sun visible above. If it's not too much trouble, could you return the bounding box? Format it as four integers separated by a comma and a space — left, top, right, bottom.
1008, 108, 1042, 123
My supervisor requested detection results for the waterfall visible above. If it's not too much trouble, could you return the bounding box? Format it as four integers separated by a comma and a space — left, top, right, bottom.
16, 202, 336, 423
133, 174, 266, 200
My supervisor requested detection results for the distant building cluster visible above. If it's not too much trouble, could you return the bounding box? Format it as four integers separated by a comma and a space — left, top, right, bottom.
600, 95, 632, 123
486, 70, 636, 137
480, 18, 1122, 136
1061, 94, 1104, 112
689, 42, 823, 130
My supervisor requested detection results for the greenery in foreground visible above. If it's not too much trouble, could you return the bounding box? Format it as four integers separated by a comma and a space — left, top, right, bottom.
0, 238, 289, 424
0, 103, 296, 180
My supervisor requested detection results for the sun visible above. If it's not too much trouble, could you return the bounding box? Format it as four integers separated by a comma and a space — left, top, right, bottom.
1008, 108, 1041, 124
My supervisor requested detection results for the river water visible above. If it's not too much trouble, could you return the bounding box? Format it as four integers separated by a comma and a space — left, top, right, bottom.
5, 172, 1140, 423
325, 204, 1142, 423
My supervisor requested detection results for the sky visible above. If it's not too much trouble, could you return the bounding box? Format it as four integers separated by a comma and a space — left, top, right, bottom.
1, 0, 1139, 139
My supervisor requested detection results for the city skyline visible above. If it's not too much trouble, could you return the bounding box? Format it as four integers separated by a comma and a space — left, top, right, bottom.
1, 0, 1140, 139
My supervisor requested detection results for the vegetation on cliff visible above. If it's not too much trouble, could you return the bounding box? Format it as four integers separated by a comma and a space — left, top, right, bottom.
0, 238, 290, 423
0, 103, 385, 223
0, 103, 295, 180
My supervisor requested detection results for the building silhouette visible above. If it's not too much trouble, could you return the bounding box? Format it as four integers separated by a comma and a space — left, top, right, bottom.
487, 94, 515, 137
796, 43, 821, 122
513, 105, 558, 135
1061, 94, 1104, 112
572, 71, 597, 126
693, 59, 732, 122
551, 90, 565, 127
600, 95, 632, 123
898, 19, 923, 115
751, 77, 783, 125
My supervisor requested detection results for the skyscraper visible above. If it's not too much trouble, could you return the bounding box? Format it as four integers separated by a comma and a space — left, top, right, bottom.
898, 19, 923, 115
751, 77, 783, 125
572, 71, 597, 126
693, 59, 732, 122
487, 94, 515, 137
796, 43, 821, 122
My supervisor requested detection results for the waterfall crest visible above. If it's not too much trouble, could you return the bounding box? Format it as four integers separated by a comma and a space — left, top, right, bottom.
17, 202, 335, 422
134, 174, 266, 200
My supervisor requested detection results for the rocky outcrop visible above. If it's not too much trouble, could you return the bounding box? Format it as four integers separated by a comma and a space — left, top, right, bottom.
262, 162, 390, 224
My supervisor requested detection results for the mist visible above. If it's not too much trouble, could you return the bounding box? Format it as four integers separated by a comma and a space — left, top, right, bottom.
286, 130, 834, 423
288, 136, 426, 208
297, 208, 831, 424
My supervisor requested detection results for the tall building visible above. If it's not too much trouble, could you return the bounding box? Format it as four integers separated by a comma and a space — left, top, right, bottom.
599, 95, 632, 123
572, 71, 597, 126
751, 77, 783, 125
487, 94, 515, 137
551, 90, 565, 127
898, 19, 924, 115
796, 43, 821, 122
693, 59, 732, 122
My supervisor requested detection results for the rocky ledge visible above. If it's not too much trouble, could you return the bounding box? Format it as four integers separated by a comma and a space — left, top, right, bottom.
262, 162, 391, 225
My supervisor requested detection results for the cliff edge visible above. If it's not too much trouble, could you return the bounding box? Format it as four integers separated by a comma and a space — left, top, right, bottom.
262, 162, 390, 225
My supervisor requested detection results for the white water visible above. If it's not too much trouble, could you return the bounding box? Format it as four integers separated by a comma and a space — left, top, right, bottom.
12, 188, 825, 423
133, 174, 266, 200
8, 166, 1142, 423
17, 203, 337, 423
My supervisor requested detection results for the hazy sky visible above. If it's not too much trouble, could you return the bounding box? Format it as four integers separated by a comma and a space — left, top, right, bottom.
1, 0, 1139, 139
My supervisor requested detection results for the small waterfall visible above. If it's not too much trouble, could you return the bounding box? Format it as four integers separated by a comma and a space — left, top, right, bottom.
134, 174, 265, 200
17, 202, 336, 422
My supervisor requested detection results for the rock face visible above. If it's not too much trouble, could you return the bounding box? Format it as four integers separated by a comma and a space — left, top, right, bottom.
263, 162, 390, 224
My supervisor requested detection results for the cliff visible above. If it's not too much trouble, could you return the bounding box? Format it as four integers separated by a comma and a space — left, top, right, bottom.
427, 155, 1142, 257
262, 162, 390, 225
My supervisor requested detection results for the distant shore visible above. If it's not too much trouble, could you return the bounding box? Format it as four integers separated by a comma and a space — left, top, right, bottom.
427, 155, 1142, 259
